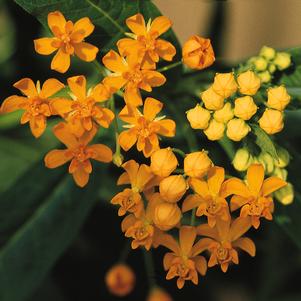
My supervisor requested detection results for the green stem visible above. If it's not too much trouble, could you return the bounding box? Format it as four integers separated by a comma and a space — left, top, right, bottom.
172, 148, 186, 158
218, 136, 236, 160
143, 249, 156, 288
92, 60, 108, 78
157, 61, 182, 73
190, 208, 196, 226
109, 97, 121, 154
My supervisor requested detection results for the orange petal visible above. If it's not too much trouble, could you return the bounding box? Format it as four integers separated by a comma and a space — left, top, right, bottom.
91, 83, 111, 102
126, 13, 146, 36
159, 233, 180, 254
94, 107, 114, 128
53, 122, 78, 148
74, 42, 99, 62
119, 130, 138, 151
229, 217, 252, 241
124, 86, 143, 106
102, 50, 128, 73
29, 115, 46, 138
136, 164, 153, 190
189, 178, 209, 198
149, 16, 172, 37
117, 38, 141, 57
87, 144, 112, 163
51, 48, 70, 73
48, 11, 66, 36
34, 38, 58, 55
141, 52, 157, 70
157, 119, 176, 137
117, 172, 130, 185
207, 166, 225, 196
121, 214, 137, 232
191, 238, 214, 257
72, 164, 90, 187
143, 70, 166, 87
103, 75, 127, 92
230, 195, 249, 211
1, 95, 27, 113
13, 78, 37, 97
182, 194, 202, 213
121, 160, 139, 186
78, 124, 97, 145
143, 97, 163, 120
71, 17, 95, 41
261, 176, 287, 196
40, 78, 65, 98
220, 178, 251, 198
44, 149, 73, 168
247, 164, 264, 195
163, 252, 176, 270
196, 223, 219, 240
179, 226, 196, 255
51, 98, 73, 116
67, 75, 86, 99
232, 237, 256, 257
155, 39, 176, 61
118, 104, 139, 124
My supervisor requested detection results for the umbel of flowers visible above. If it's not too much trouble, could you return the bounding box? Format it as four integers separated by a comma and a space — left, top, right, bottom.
0, 9, 291, 295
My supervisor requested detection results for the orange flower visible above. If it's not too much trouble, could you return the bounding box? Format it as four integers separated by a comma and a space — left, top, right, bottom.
224, 164, 287, 228
118, 98, 176, 157
160, 226, 207, 289
117, 14, 176, 70
147, 287, 173, 301
182, 35, 215, 70
102, 50, 166, 106
34, 11, 98, 73
111, 160, 154, 217
182, 167, 230, 227
52, 75, 113, 137
44, 122, 112, 187
1, 78, 64, 138
105, 264, 135, 297
196, 218, 255, 272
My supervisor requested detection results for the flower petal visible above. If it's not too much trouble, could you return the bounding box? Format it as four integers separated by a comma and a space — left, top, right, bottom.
117, 38, 141, 56
29, 115, 46, 138
40, 78, 65, 98
191, 238, 214, 257
247, 164, 264, 195
51, 98, 73, 116
44, 149, 73, 168
48, 11, 66, 36
182, 194, 202, 213
121, 160, 139, 185
34, 38, 58, 55
72, 164, 90, 187
51, 48, 70, 73
207, 166, 225, 196
86, 144, 112, 163
91, 83, 111, 102
78, 124, 97, 145
232, 237, 256, 257
118, 130, 138, 151
157, 119, 176, 137
220, 178, 251, 198
67, 75, 86, 99
74, 42, 99, 62
143, 97, 163, 120
196, 223, 219, 240
149, 16, 172, 37
179, 226, 196, 255
71, 17, 94, 40
13, 78, 37, 97
143, 70, 166, 87
262, 176, 287, 196
230, 195, 249, 211
126, 13, 146, 36
230, 217, 252, 241
194, 256, 207, 276
1, 96, 27, 113
124, 86, 143, 106
136, 164, 153, 190
155, 39, 176, 61
53, 122, 78, 148
102, 50, 128, 73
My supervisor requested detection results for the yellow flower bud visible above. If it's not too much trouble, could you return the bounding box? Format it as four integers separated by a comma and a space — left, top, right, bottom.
159, 175, 187, 202
186, 104, 211, 129
259, 46, 276, 60
212, 72, 237, 98
274, 146, 290, 168
201, 86, 224, 110
204, 119, 225, 141
258, 109, 284, 134
274, 182, 294, 205
274, 52, 291, 70
267, 86, 291, 111
237, 71, 261, 95
226, 118, 250, 141
153, 201, 182, 231
112, 152, 124, 167
272, 167, 288, 181
268, 64, 276, 73
105, 264, 135, 297
150, 148, 178, 177
257, 71, 272, 83
232, 148, 252, 171
147, 287, 173, 301
253, 56, 268, 71
213, 102, 234, 123
258, 152, 275, 174
184, 151, 212, 178
234, 96, 257, 120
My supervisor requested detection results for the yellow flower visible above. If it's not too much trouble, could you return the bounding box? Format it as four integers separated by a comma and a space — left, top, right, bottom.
212, 73, 237, 98
182, 35, 215, 70
273, 52, 291, 70
251, 56, 268, 71
237, 71, 261, 96
184, 151, 212, 179
233, 96, 257, 120
258, 71, 271, 83
186, 104, 211, 129
259, 46, 276, 60
213, 103, 234, 123
44, 122, 112, 187
150, 148, 178, 177
34, 11, 98, 73
147, 287, 173, 301
274, 182, 294, 205
201, 86, 224, 110
197, 217, 255, 272
232, 148, 253, 172
226, 118, 250, 141
118, 98, 176, 157
204, 119, 225, 141
105, 264, 135, 297
267, 86, 291, 111
159, 175, 187, 202
117, 14, 176, 70
258, 109, 284, 134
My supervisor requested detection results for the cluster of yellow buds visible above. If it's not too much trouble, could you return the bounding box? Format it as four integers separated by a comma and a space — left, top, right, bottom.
245, 46, 291, 83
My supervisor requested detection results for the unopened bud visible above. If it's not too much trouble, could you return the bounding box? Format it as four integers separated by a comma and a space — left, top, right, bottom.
259, 46, 276, 60
232, 148, 252, 171
274, 182, 294, 205
274, 52, 291, 70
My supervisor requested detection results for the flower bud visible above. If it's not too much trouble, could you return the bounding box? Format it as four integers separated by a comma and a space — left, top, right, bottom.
153, 202, 182, 231
213, 102, 234, 123
257, 71, 272, 83
151, 148, 178, 177
253, 56, 268, 71
274, 146, 290, 168
226, 118, 250, 141
201, 86, 224, 110
258, 109, 284, 134
159, 175, 187, 202
274, 182, 294, 205
274, 52, 291, 70
112, 152, 124, 167
232, 148, 252, 171
258, 152, 275, 174
147, 287, 173, 301
268, 64, 276, 73
186, 104, 211, 129
234, 96, 257, 120
272, 167, 288, 181
105, 264, 135, 297
184, 151, 212, 178
204, 119, 225, 141
259, 46, 276, 60
182, 35, 215, 70
237, 71, 261, 95
212, 72, 238, 98
267, 86, 291, 111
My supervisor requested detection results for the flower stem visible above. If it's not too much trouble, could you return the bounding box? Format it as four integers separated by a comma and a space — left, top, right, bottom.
157, 61, 182, 73
109, 97, 122, 161
92, 60, 108, 78
172, 148, 186, 158
190, 208, 196, 226
143, 249, 156, 289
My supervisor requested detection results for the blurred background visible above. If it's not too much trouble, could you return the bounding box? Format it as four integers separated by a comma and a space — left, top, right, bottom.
1, 1, 301, 301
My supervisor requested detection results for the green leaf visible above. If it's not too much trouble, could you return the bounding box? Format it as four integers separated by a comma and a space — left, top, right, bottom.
250, 124, 278, 159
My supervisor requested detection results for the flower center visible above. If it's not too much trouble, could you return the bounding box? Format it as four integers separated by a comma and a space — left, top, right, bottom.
28, 97, 50, 116
138, 35, 155, 50
73, 145, 88, 162
249, 201, 264, 216
207, 199, 221, 215
123, 69, 143, 84
216, 247, 229, 261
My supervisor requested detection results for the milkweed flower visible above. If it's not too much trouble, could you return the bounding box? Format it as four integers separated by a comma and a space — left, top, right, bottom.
150, 148, 178, 177
212, 73, 237, 98
267, 86, 291, 111
233, 96, 257, 120
160, 226, 207, 289
159, 175, 187, 203
224, 164, 287, 228
213, 103, 234, 123
1, 78, 64, 138
118, 98, 176, 157
117, 14, 176, 70
111, 160, 154, 217
44, 122, 112, 187
197, 217, 255, 272
201, 86, 224, 110
204, 119, 225, 141
237, 71, 261, 96
34, 11, 98, 73
258, 109, 284, 134
182, 35, 215, 70
182, 167, 231, 227
226, 118, 250, 141
52, 75, 113, 137
105, 264, 135, 297
102, 50, 166, 106
186, 104, 211, 129
184, 151, 212, 179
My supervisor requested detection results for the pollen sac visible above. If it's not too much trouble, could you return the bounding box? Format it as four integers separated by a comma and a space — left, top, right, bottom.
184, 151, 212, 178
159, 175, 187, 203
150, 148, 178, 177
